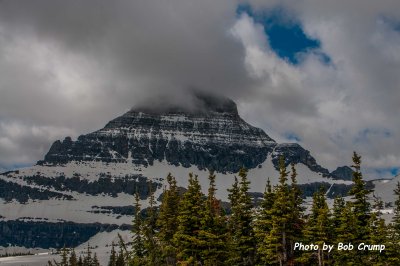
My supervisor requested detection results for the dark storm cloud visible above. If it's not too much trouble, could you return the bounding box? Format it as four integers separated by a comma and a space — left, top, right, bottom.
0, 0, 253, 104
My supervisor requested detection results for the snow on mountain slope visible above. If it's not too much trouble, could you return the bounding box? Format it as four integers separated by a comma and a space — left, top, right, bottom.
0, 158, 351, 225
373, 176, 399, 204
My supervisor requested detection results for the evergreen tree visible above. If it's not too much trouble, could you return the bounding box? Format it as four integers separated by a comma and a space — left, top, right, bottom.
61, 247, 68, 266
227, 176, 240, 262
83, 243, 92, 266
131, 192, 145, 265
228, 168, 256, 265
331, 196, 345, 234
143, 181, 162, 265
227, 176, 240, 210
301, 188, 331, 266
392, 182, 400, 234
77, 256, 83, 266
92, 253, 100, 266
108, 242, 117, 266
332, 202, 358, 265
347, 152, 372, 264
115, 247, 125, 266
198, 170, 229, 265
262, 156, 293, 265
173, 173, 206, 264
288, 163, 304, 263
157, 173, 180, 265
386, 182, 400, 265
255, 178, 275, 264
368, 194, 388, 265
69, 249, 78, 266
349, 152, 372, 238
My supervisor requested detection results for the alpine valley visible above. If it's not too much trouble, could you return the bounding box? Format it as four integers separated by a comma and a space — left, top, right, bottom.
0, 93, 393, 257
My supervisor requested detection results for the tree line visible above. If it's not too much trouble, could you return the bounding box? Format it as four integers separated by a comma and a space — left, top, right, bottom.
54, 152, 400, 265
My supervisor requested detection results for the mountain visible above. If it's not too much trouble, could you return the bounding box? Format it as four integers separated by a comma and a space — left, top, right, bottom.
0, 93, 357, 251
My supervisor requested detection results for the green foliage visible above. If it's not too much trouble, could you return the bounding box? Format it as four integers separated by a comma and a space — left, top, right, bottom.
301, 188, 332, 265
173, 173, 206, 264
349, 152, 372, 234
227, 168, 256, 265
198, 170, 229, 265
141, 181, 162, 265
346, 152, 373, 264
69, 249, 77, 266
131, 193, 145, 264
261, 157, 294, 265
157, 173, 180, 265
108, 242, 116, 266
50, 245, 99, 266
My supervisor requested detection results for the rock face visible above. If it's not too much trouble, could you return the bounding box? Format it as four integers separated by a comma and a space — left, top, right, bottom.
331, 166, 354, 181
271, 143, 330, 176
42, 94, 276, 173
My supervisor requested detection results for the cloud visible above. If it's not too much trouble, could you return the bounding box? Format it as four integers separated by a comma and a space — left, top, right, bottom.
231, 7, 400, 175
0, 120, 75, 168
0, 0, 399, 178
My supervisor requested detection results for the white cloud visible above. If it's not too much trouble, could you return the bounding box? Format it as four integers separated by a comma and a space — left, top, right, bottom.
0, 121, 75, 166
231, 9, 400, 176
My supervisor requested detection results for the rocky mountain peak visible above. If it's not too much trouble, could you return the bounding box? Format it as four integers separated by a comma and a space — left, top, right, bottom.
41, 94, 277, 172
38, 93, 339, 176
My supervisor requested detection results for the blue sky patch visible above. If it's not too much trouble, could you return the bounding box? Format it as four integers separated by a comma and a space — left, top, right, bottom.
0, 163, 33, 172
373, 167, 399, 178
354, 128, 392, 144
236, 4, 330, 65
379, 15, 400, 32
284, 132, 301, 142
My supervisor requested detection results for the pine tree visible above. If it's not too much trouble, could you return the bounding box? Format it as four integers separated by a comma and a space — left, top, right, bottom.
115, 236, 127, 266
368, 194, 388, 265
173, 173, 206, 264
92, 253, 100, 266
228, 168, 256, 265
227, 175, 240, 262
386, 182, 400, 265
108, 242, 117, 266
347, 152, 372, 264
69, 249, 78, 266
77, 256, 83, 266
115, 247, 125, 266
332, 202, 358, 265
157, 173, 180, 265
392, 182, 400, 234
131, 192, 145, 265
198, 170, 229, 265
83, 243, 92, 266
262, 156, 293, 265
288, 163, 304, 263
60, 247, 68, 266
331, 196, 345, 233
143, 181, 162, 265
349, 152, 372, 237
227, 176, 240, 210
301, 188, 331, 266
255, 178, 275, 264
